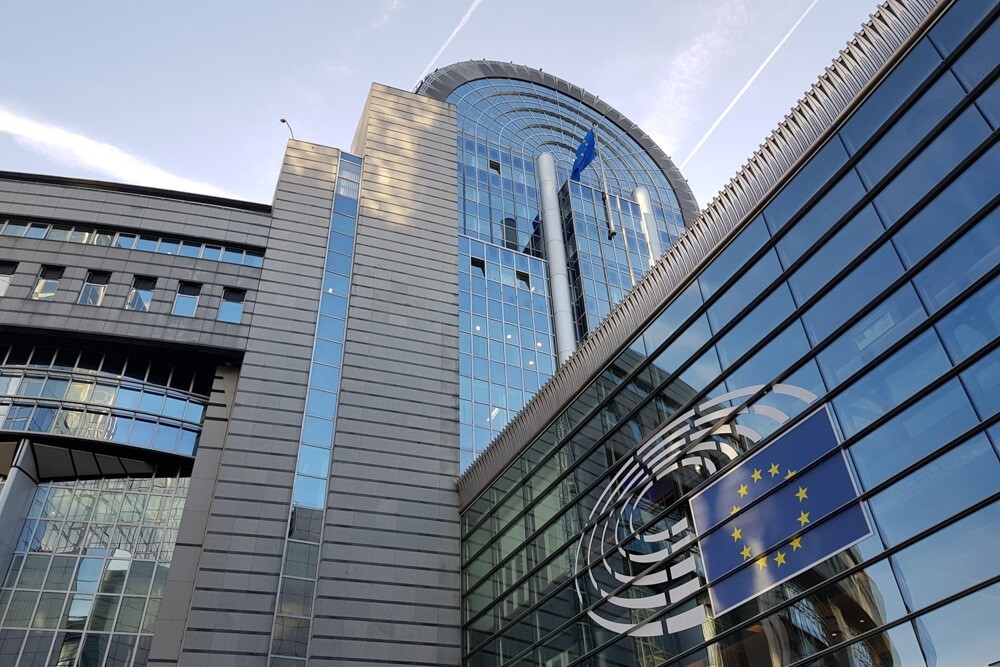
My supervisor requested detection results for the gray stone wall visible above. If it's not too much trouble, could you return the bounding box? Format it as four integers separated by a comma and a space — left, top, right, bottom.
310, 84, 462, 665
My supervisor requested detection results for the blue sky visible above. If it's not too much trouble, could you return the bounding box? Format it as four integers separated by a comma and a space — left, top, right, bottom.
0, 0, 877, 208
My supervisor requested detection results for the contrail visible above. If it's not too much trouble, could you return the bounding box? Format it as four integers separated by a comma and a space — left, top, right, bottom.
415, 0, 484, 88
0, 107, 236, 198
679, 0, 821, 169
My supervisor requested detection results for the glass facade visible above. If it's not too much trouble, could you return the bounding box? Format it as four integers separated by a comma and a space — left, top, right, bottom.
460, 2, 999, 664
0, 344, 211, 457
268, 153, 362, 667
0, 466, 188, 666
450, 77, 689, 467
0, 218, 265, 268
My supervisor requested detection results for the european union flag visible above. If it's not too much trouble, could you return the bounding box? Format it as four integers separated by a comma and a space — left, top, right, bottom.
689, 408, 871, 617
570, 129, 597, 182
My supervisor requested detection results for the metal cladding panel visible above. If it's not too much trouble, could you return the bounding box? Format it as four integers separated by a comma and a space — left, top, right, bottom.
315, 84, 462, 663
149, 141, 339, 666
456, 0, 940, 509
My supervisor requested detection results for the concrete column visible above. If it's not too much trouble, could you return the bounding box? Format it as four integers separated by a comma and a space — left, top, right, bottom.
536, 152, 577, 365
0, 439, 38, 583
634, 185, 662, 267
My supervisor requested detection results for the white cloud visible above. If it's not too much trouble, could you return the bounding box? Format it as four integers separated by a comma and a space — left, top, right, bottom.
0, 107, 236, 198
639, 0, 749, 158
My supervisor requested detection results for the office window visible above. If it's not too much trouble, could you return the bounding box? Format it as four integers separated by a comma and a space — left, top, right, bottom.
217, 287, 246, 323
125, 276, 156, 312
0, 261, 15, 296
31, 266, 63, 301
171, 282, 201, 317
77, 271, 111, 306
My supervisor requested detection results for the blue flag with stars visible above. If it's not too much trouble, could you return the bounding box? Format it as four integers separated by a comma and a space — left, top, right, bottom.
570, 129, 597, 182
689, 408, 871, 617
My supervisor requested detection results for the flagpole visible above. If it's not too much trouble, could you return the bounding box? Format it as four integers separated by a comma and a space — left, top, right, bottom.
592, 126, 617, 240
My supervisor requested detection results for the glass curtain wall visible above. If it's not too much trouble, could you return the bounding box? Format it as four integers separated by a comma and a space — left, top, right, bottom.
460, 2, 999, 664
450, 77, 687, 467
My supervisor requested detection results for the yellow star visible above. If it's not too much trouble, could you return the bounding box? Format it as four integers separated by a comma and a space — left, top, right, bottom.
797, 511, 810, 527
795, 486, 808, 502
785, 469, 797, 480
790, 537, 803, 551
737, 483, 749, 498
756, 556, 768, 570
768, 463, 780, 477
774, 551, 786, 567
740, 545, 752, 560
731, 527, 742, 541
730, 504, 741, 515
751, 468, 762, 483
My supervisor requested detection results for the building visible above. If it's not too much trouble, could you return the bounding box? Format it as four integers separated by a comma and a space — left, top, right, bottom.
0, 0, 996, 666
457, 0, 999, 664
414, 62, 700, 466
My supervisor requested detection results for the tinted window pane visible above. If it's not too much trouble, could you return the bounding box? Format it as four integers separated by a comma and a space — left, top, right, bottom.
708, 250, 782, 331
893, 503, 999, 609
698, 216, 769, 298
873, 106, 991, 225
716, 284, 796, 368
817, 284, 926, 387
869, 434, 999, 545
787, 205, 883, 304
912, 212, 1000, 311
849, 378, 978, 489
856, 71, 966, 187
840, 39, 943, 153
961, 346, 1000, 418
935, 275, 1000, 362
802, 243, 904, 343
891, 141, 999, 268
833, 329, 951, 437
763, 138, 849, 233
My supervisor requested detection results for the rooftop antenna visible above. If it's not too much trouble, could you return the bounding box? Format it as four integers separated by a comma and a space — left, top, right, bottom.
280, 118, 295, 140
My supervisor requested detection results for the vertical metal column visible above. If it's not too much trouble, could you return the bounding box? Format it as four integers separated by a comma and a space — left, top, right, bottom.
0, 439, 38, 583
536, 152, 577, 365
634, 185, 663, 267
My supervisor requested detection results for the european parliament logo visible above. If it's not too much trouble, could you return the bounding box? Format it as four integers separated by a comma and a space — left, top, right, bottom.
690, 407, 871, 617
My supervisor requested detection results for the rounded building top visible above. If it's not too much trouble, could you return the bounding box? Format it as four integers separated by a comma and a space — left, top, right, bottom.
416, 60, 700, 229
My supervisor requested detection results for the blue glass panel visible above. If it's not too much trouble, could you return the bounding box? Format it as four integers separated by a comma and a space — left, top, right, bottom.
698, 217, 769, 298
912, 581, 1000, 667
961, 346, 1000, 418
856, 72, 966, 188
301, 416, 334, 447
891, 142, 999, 268
313, 339, 342, 365
951, 16, 1000, 90
912, 212, 1000, 311
840, 39, 943, 153
928, 0, 996, 55
297, 446, 331, 475
129, 420, 155, 447
114, 387, 140, 410
833, 328, 952, 437
874, 106, 991, 225
936, 275, 1000, 362
816, 284, 926, 387
328, 233, 353, 255
177, 429, 197, 456
788, 205, 883, 305
319, 296, 347, 321
775, 170, 867, 269
292, 475, 326, 509
708, 250, 782, 331
869, 434, 999, 546
724, 321, 810, 392
893, 503, 999, 609
802, 243, 904, 344
152, 424, 179, 452
138, 391, 164, 415
202, 246, 222, 261
333, 195, 357, 217
325, 252, 351, 275
306, 390, 336, 418
716, 284, 796, 368
648, 314, 712, 378
763, 139, 849, 233
978, 77, 1000, 128
309, 364, 340, 393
